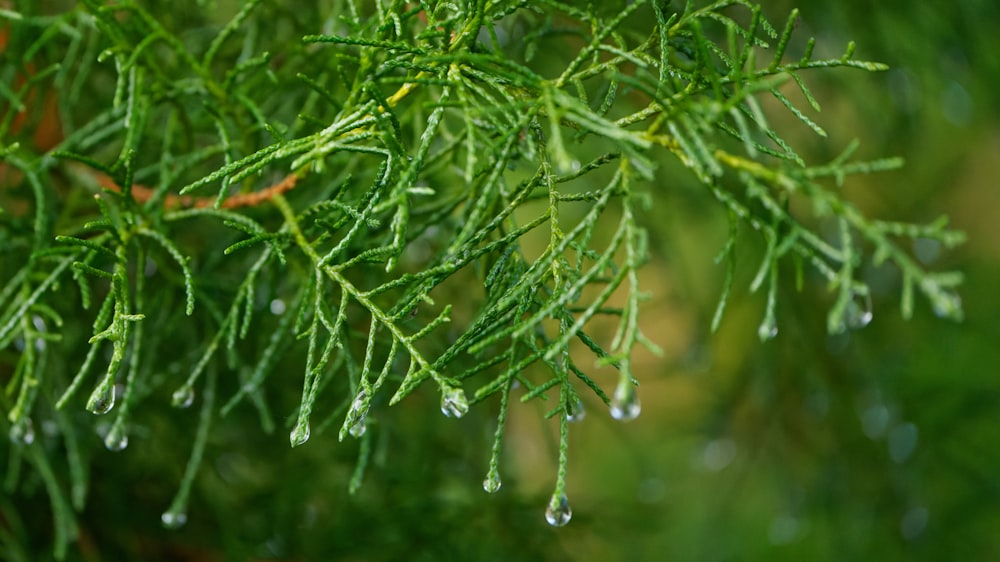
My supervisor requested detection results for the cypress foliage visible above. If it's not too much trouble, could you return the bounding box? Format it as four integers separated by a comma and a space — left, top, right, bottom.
1, 1, 962, 559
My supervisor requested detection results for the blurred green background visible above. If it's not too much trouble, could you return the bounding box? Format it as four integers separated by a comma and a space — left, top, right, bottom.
5, 2, 1000, 561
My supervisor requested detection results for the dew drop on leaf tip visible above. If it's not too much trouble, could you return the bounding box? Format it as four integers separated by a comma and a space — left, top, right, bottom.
9, 418, 35, 445
348, 419, 367, 438
86, 384, 115, 415
104, 428, 129, 452
346, 391, 369, 436
545, 493, 572, 527
483, 471, 502, 494
845, 292, 873, 330
757, 321, 778, 341
161, 510, 188, 530
566, 398, 586, 423
172, 386, 195, 408
610, 382, 641, 421
440, 387, 469, 418
289, 422, 310, 447
932, 292, 963, 320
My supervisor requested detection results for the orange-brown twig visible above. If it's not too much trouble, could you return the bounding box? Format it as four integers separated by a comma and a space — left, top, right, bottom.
95, 172, 299, 210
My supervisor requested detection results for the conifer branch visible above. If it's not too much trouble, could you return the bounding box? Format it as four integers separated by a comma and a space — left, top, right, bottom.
0, 2, 964, 554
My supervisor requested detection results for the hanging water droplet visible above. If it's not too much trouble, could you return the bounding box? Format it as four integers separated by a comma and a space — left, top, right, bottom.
844, 292, 873, 330
103, 424, 129, 452
161, 509, 188, 529
350, 391, 368, 414
348, 418, 367, 438
931, 291, 963, 320
440, 386, 469, 418
544, 493, 572, 527
342, 390, 371, 439
172, 386, 195, 409
483, 470, 502, 494
566, 398, 586, 423
289, 421, 311, 447
351, 391, 369, 425
757, 318, 778, 341
610, 380, 641, 421
9, 418, 35, 445
86, 383, 115, 415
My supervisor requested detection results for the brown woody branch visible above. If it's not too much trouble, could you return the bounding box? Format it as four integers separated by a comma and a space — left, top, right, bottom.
95, 172, 299, 210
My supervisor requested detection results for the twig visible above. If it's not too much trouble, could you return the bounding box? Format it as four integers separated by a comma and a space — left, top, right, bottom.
93, 171, 299, 210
